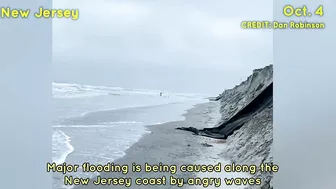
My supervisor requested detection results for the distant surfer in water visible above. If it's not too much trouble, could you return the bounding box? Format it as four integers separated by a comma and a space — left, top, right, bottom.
160, 92, 162, 96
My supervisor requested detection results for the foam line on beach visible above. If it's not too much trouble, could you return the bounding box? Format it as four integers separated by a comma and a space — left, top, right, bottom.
52, 130, 75, 165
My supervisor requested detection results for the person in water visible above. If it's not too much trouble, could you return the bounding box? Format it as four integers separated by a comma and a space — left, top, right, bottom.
160, 92, 162, 96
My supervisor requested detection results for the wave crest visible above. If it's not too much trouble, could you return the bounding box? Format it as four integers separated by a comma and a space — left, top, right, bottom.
52, 82, 207, 99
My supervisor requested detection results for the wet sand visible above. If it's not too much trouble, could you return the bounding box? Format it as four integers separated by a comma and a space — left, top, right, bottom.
71, 101, 248, 189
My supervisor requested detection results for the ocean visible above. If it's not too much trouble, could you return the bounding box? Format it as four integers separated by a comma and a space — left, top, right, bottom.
52, 82, 208, 189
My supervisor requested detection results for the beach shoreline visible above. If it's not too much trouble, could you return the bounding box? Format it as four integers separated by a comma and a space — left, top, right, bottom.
69, 101, 248, 189
55, 65, 273, 189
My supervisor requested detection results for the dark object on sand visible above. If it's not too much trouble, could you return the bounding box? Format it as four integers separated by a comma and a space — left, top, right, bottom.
208, 95, 222, 101
176, 82, 273, 140
176, 127, 199, 135
201, 143, 213, 147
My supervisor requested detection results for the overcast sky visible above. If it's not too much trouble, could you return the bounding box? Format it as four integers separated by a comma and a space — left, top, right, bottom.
53, 0, 272, 94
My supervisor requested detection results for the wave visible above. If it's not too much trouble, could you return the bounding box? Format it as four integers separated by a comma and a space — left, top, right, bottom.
52, 121, 143, 128
52, 121, 145, 165
52, 130, 74, 165
52, 82, 208, 99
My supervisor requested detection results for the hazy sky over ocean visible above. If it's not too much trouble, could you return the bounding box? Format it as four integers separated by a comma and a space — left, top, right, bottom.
53, 0, 272, 94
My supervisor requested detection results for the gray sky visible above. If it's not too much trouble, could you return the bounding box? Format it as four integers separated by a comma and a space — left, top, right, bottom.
53, 0, 272, 94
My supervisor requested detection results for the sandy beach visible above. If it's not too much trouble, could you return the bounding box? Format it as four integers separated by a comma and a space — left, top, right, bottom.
52, 66, 273, 189
69, 101, 249, 189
